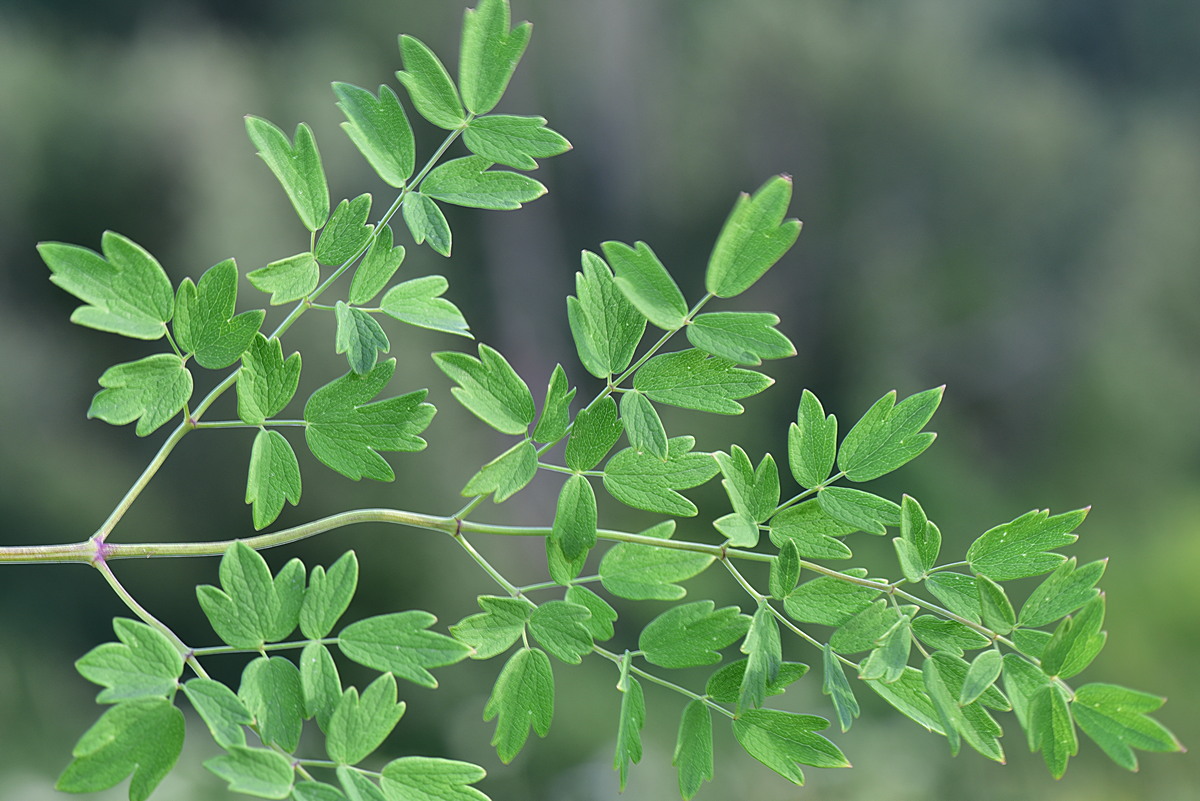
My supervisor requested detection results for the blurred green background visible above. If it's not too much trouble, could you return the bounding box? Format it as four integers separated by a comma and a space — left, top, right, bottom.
1, 0, 1197, 798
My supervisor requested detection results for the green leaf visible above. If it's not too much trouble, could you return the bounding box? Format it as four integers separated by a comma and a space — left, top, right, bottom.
768, 500, 855, 560
545, 533, 588, 587
39, 231, 174, 340
634, 349, 772, 414
564, 586, 617, 641
769, 540, 802, 598
837, 387, 943, 482
715, 446, 780, 523
598, 521, 714, 600
304, 360, 436, 481
783, 568, 882, 626
75, 618, 183, 704
402, 193, 452, 256
464, 115, 571, 170
237, 334, 302, 425
87, 354, 192, 437
923, 654, 1008, 761
567, 250, 647, 379
172, 259, 264, 369
396, 35, 466, 129
895, 494, 941, 581
300, 643, 343, 732
182, 679, 251, 749
484, 647, 554, 763
976, 574, 1016, 635
350, 225, 406, 306
603, 436, 720, 516
422, 155, 545, 210
529, 600, 593, 664
822, 644, 860, 733
686, 311, 795, 365
1031, 684, 1077, 778
959, 648, 1005, 707
620, 390, 668, 460
239, 656, 305, 752
57, 700, 184, 801
300, 551, 359, 640
433, 344, 534, 435
247, 252, 320, 305
613, 660, 645, 791
739, 601, 783, 710
966, 507, 1089, 581
245, 116, 329, 232
865, 667, 941, 733
923, 572, 981, 623
205, 746, 295, 799
338, 767, 387, 801
550, 474, 597, 560
858, 613, 912, 684
1002, 654, 1052, 744
462, 439, 537, 502
1040, 595, 1106, 679
1072, 683, 1183, 771
451, 595, 534, 660
246, 429, 302, 530
922, 655, 963, 756
705, 175, 802, 298
732, 709, 850, 785
830, 600, 904, 655
380, 757, 489, 801
1018, 558, 1106, 628
639, 600, 750, 669
910, 616, 990, 656
817, 486, 900, 536
788, 389, 837, 489
459, 0, 531, 115
196, 542, 304, 649
673, 700, 713, 800
327, 674, 407, 765
294, 781, 348, 801
381, 276, 471, 338
338, 612, 472, 688
316, 194, 374, 266
602, 240, 687, 330
334, 82, 414, 189
532, 364, 575, 445
564, 396, 623, 471
1013, 628, 1054, 659
705, 659, 809, 705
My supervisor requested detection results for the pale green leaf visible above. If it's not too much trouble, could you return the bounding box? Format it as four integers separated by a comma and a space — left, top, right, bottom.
686, 311, 795, 365
817, 486, 900, 536
564, 586, 617, 641
715, 446, 780, 523
923, 572, 981, 623
768, 500, 855, 560
349, 225, 405, 305
550, 474, 597, 560
910, 616, 990, 655
567, 250, 647, 379
822, 644, 860, 733
783, 568, 882, 626
422, 155, 545, 210
433, 344, 534, 435
182, 678, 252, 749
532, 364, 575, 445
245, 116, 329, 232
602, 240, 687, 330
529, 600, 593, 664
338, 611, 471, 688
197, 542, 303, 649
380, 275, 471, 338
638, 600, 750, 669
402, 193, 452, 256
1031, 684, 1077, 778
294, 781, 348, 801
205, 747, 295, 799
705, 175, 802, 298
464, 115, 571, 170
620, 390, 668, 460
239, 656, 305, 751
396, 35, 466, 129
732, 708, 850, 785
75, 618, 183, 704
300, 551, 359, 640
1040, 595, 1106, 679
830, 600, 903, 655
459, 0, 531, 115
602, 436, 720, 516
1072, 683, 1183, 772
327, 673, 406, 765
237, 333, 301, 425
966, 507, 1089, 581
598, 521, 714, 601
337, 766, 387, 801
769, 540, 802, 598
172, 259, 263, 369
960, 650, 1004, 707
1018, 558, 1106, 628
247, 252, 320, 305
246, 429, 302, 530
450, 595, 534, 660
739, 601, 783, 710
976, 574, 1016, 635
613, 671, 645, 791
462, 439, 537, 503
705, 659, 809, 705
858, 613, 912, 684
57, 700, 184, 801
334, 82, 414, 188
380, 757, 489, 801
315, 194, 374, 266
714, 511, 759, 548
673, 700, 713, 800
634, 349, 772, 414
484, 647, 554, 763
837, 387, 943, 482
564, 396, 623, 471
300, 643, 343, 732
87, 354, 192, 437
788, 389, 837, 489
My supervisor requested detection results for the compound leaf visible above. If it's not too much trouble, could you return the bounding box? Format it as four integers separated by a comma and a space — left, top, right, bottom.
87, 354, 192, 437
673, 700, 713, 800
459, 0, 531, 115
464, 115, 571, 170
686, 311, 795, 365
327, 673, 407, 765
75, 618, 183, 704
300, 551, 359, 640
837, 387, 943, 482
246, 429, 302, 530
603, 436, 720, 516
338, 767, 387, 801
732, 709, 850, 785
339, 612, 471, 688
639, 600, 750, 669
334, 82, 415, 188
247, 252, 320, 305
237, 333, 302, 425
40, 230, 174, 340
422, 155, 545, 210
316, 194, 374, 267
172, 259, 263, 369
350, 225, 406, 306
380, 757, 489, 801
484, 647, 554, 763
381, 276, 471, 338
705, 175, 802, 298
433, 344, 534, 435
602, 240, 687, 331
568, 250, 647, 379
396, 35, 466, 130
967, 507, 1089, 581
245, 116, 329, 232
305, 360, 436, 481
205, 746, 295, 799
57, 699, 184, 801
634, 349, 772, 414
564, 396, 623, 472
401, 193, 452, 256
462, 439, 537, 503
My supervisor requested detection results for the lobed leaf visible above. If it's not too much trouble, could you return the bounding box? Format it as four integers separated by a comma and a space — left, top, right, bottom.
634, 349, 772, 415
598, 521, 714, 600
613, 663, 645, 791
567, 250, 647, 379
459, 0, 531, 115
245, 116, 329, 232
462, 439, 537, 503
789, 389, 837, 489
349, 225, 405, 305
182, 678, 252, 749
822, 644, 860, 733
639, 600, 750, 669
334, 82, 415, 188
769, 539, 802, 599
768, 500, 855, 560
837, 387, 943, 482
620, 390, 668, 460
602, 240, 687, 331
1018, 558, 1106, 628
396, 35, 466, 129
464, 115, 571, 170
817, 486, 900, 536
732, 709, 850, 785
966, 507, 1088, 581
245, 429, 303, 531
686, 311, 795, 365
381, 275, 471, 338
300, 551, 359, 640
75, 618, 183, 704
422, 155, 545, 210
564, 586, 617, 641
402, 192, 452, 256
739, 601, 783, 710
57, 700, 184, 801
1039, 595, 1106, 679
327, 673, 407, 765
1072, 683, 1183, 771
380, 757, 489, 801
433, 344, 534, 435
783, 568, 883, 626
450, 595, 534, 660
239, 656, 305, 752
87, 354, 192, 437
172, 258, 263, 369
564, 396, 623, 472
196, 542, 304, 649
301, 643, 343, 732
237, 333, 301, 426
338, 611, 471, 688
205, 746, 295, 799
335, 302, 389, 376
550, 474, 598, 560
528, 600, 593, 664
246, 252, 320, 305
706, 659, 809, 705
315, 194, 375, 267
484, 647, 554, 763
673, 700, 713, 800
532, 364, 575, 445
715, 446, 780, 523
602, 436, 720, 516
705, 175, 802, 298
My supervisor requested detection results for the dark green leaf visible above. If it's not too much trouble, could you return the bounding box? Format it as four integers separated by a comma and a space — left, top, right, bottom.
976, 574, 1016, 635
459, 0, 530, 115
182, 678, 252, 749
598, 522, 714, 600
567, 250, 647, 379
564, 396, 623, 471
602, 240, 687, 330
639, 600, 750, 669
87, 354, 192, 437
620, 390, 668, 460
245, 429, 302, 530
315, 195, 374, 266
334, 82, 414, 188
532, 364, 574, 445
1072, 683, 1183, 771
239, 656, 305, 751
350, 225, 406, 306
739, 602, 783, 710
327, 673, 406, 765
705, 175, 802, 298
1031, 684, 1077, 778
922, 655, 963, 756
783, 568, 882, 626
450, 595, 534, 660
401, 193, 452, 256
396, 35, 466, 129
463, 115, 571, 170
686, 311, 795, 365
769, 539, 802, 599
172, 259, 263, 369
564, 586, 617, 641
245, 116, 329, 232
247, 252, 320, 305
816, 486, 900, 536
706, 659, 809, 704
422, 155, 545, 210
484, 647, 553, 763
550, 474, 597, 560
1013, 628, 1053, 660
822, 644, 859, 732
300, 643, 342, 732
1018, 558, 1106, 628
788, 389, 837, 489
837, 387, 943, 482
304, 360, 436, 481
380, 275, 471, 338
57, 700, 183, 801
462, 439, 537, 503
768, 500, 855, 560
205, 747, 295, 799
545, 530, 588, 586
75, 618, 183, 703
433, 344, 534, 435
338, 611, 471, 688
634, 349, 772, 414
613, 663, 645, 791
603, 436, 720, 516
529, 600, 593, 664
237, 334, 301, 425
732, 709, 850, 785
715, 446, 780, 523
380, 757, 489, 801
673, 700, 713, 800
300, 551, 359, 640
966, 507, 1089, 581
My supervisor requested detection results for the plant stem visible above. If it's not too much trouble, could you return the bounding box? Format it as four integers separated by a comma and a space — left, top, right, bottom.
92, 420, 195, 542
593, 645, 734, 719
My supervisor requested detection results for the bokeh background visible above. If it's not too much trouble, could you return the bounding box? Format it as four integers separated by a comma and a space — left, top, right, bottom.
1, 0, 1197, 798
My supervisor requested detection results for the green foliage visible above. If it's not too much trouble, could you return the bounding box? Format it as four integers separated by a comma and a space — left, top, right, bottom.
10, 1, 1182, 799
